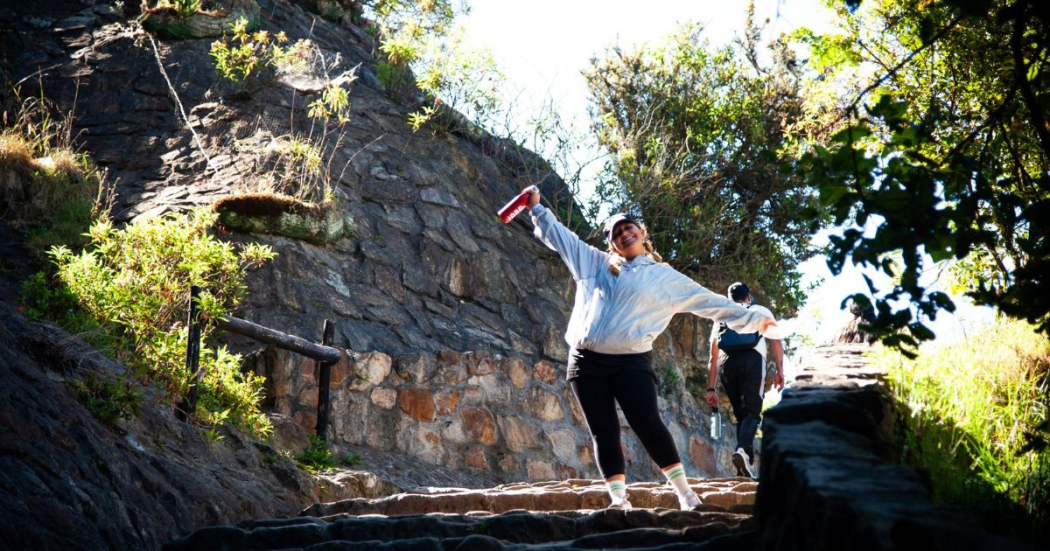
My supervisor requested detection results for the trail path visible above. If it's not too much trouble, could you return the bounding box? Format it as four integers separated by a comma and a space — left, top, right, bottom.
168, 478, 758, 550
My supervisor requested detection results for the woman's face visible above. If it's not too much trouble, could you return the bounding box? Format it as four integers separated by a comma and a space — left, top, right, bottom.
610, 221, 647, 259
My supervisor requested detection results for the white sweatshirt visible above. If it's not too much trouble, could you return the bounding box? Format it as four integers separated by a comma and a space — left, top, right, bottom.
530, 204, 773, 355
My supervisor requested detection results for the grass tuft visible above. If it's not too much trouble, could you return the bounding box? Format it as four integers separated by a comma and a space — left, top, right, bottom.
875, 317, 1050, 543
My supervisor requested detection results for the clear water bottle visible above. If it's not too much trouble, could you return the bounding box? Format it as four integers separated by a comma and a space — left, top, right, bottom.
710, 407, 722, 440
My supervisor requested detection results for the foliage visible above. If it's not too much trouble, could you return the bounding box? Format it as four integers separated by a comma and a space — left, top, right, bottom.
877, 318, 1050, 542
362, 0, 504, 132
49, 209, 275, 437
796, 0, 1050, 352
159, 0, 200, 18
0, 95, 113, 254
210, 18, 310, 95
295, 434, 337, 472
212, 23, 357, 204
585, 7, 824, 315
410, 28, 504, 132
308, 83, 353, 124
343, 451, 363, 467
73, 372, 144, 425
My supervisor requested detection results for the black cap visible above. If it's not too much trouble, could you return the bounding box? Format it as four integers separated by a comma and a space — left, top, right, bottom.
728, 282, 750, 302
602, 213, 640, 242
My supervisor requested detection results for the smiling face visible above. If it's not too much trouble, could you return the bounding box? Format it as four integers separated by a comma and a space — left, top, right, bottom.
609, 221, 647, 259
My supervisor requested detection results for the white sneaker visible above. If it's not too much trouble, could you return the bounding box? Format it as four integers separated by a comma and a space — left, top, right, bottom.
733, 448, 756, 479
678, 490, 702, 511
608, 496, 633, 510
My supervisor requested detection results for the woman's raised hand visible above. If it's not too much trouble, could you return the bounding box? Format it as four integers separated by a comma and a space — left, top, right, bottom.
526, 185, 540, 208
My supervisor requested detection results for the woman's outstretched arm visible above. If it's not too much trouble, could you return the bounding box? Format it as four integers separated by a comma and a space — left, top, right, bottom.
526, 186, 607, 282
663, 271, 776, 334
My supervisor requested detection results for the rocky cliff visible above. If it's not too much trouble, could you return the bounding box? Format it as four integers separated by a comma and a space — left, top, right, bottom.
0, 0, 733, 486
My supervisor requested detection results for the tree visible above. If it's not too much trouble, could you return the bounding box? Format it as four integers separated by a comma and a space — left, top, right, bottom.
585, 6, 824, 315
796, 0, 1050, 353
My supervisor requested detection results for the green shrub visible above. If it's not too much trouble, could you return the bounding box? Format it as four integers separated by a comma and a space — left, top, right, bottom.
295, 434, 336, 473
877, 318, 1050, 542
210, 18, 310, 94
50, 208, 275, 437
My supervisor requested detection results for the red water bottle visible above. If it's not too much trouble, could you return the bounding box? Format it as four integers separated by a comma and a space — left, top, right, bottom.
497, 190, 531, 223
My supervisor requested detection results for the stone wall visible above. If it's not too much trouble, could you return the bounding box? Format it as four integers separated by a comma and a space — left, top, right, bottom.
249, 343, 741, 484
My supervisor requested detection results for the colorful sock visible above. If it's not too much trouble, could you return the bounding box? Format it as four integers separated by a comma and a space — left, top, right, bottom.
606, 477, 627, 502
662, 464, 692, 496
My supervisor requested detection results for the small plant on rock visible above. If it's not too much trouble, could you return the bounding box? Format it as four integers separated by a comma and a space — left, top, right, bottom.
210, 18, 310, 96
73, 372, 143, 425
343, 452, 363, 467
295, 434, 337, 473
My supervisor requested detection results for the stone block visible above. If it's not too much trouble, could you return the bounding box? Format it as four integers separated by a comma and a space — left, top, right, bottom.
460, 385, 485, 405
365, 409, 399, 450
466, 351, 498, 376
497, 453, 519, 473
525, 388, 565, 421
398, 388, 435, 422
565, 388, 586, 425
556, 463, 578, 481
441, 417, 469, 445
370, 388, 397, 409
504, 356, 530, 389
460, 407, 497, 445
547, 429, 577, 462
298, 387, 319, 408
434, 390, 461, 416
406, 427, 443, 464
527, 460, 555, 481
533, 360, 558, 385
476, 373, 509, 403
498, 416, 540, 453
328, 351, 352, 387
435, 350, 469, 385
466, 447, 488, 470
393, 352, 435, 384
348, 352, 392, 391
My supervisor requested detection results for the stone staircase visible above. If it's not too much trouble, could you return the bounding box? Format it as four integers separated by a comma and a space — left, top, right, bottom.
165, 478, 759, 550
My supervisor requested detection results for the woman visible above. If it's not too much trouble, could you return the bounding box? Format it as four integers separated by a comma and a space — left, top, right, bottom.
524, 186, 777, 510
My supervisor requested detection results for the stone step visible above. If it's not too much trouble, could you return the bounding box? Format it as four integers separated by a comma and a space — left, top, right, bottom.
306, 478, 757, 517
165, 479, 758, 550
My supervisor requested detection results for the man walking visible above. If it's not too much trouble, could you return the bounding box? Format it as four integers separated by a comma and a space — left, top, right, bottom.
705, 282, 784, 478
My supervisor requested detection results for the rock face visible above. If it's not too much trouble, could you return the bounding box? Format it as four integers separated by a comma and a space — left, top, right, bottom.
0, 300, 317, 549
0, 0, 730, 481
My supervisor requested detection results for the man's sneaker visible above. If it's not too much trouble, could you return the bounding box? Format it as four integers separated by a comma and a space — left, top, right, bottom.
678, 490, 703, 511
732, 448, 756, 479
608, 496, 633, 510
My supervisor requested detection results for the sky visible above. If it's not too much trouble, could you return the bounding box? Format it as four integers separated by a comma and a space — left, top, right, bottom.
457, 0, 997, 352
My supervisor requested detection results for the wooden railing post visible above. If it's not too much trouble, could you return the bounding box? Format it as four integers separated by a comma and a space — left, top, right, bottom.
178, 285, 203, 421
315, 319, 335, 441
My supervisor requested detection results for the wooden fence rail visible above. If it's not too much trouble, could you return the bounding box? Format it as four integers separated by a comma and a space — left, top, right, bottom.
183, 286, 342, 439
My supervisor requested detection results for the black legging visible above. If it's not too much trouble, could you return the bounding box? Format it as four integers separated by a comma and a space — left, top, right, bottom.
569, 353, 681, 478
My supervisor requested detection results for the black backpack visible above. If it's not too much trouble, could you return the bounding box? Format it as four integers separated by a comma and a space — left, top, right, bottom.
716, 322, 761, 352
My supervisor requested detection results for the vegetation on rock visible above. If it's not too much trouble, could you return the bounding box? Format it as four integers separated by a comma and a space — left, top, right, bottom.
46, 209, 276, 437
